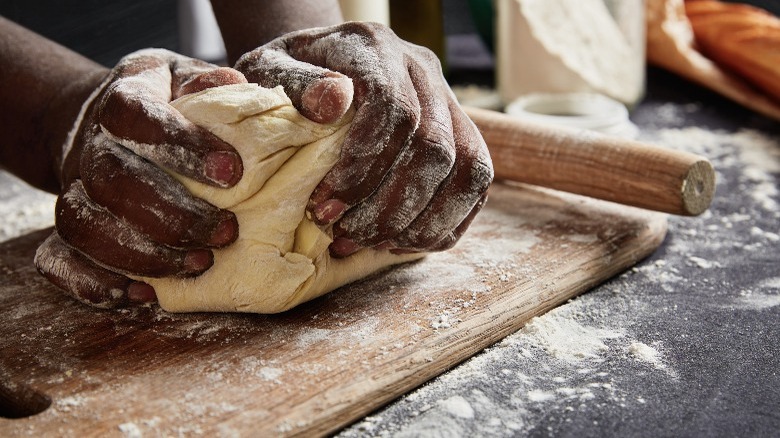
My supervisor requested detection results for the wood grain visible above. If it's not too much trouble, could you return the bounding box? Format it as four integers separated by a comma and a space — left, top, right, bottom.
0, 183, 667, 437
466, 106, 716, 216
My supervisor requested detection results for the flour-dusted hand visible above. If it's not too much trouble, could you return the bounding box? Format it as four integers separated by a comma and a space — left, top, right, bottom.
235, 22, 494, 257
35, 49, 248, 308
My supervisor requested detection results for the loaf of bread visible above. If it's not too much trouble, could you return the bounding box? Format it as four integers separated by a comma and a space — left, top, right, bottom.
684, 0, 780, 102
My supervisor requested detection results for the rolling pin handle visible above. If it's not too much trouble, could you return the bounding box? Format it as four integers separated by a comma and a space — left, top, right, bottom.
464, 105, 716, 216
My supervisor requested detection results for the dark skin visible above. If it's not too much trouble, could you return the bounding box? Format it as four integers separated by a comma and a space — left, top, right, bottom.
0, 0, 493, 308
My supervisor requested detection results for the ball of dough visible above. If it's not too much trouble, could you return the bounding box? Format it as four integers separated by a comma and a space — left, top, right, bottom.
135, 83, 423, 313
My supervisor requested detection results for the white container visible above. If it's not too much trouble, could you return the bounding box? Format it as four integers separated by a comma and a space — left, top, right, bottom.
338, 0, 390, 25
178, 0, 227, 63
506, 92, 639, 138
496, 0, 645, 107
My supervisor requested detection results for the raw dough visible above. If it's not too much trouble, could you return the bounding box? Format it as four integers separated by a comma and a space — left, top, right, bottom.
138, 83, 424, 313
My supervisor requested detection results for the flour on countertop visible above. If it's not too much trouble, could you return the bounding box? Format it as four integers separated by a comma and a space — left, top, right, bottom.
628, 342, 667, 371
439, 395, 475, 419
2, 101, 778, 436
118, 422, 143, 438
520, 306, 624, 362
340, 295, 674, 437
339, 109, 779, 437
0, 172, 55, 243
688, 256, 717, 269
735, 293, 780, 310
733, 279, 780, 310
56, 395, 86, 413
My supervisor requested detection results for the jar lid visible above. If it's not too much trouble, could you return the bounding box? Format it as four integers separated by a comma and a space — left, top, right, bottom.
505, 93, 638, 138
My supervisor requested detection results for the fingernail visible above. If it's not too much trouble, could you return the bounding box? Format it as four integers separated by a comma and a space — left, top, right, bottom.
301, 74, 353, 123
313, 199, 346, 224
194, 68, 247, 92
128, 282, 157, 303
330, 237, 361, 258
205, 151, 240, 187
209, 216, 238, 246
184, 249, 213, 274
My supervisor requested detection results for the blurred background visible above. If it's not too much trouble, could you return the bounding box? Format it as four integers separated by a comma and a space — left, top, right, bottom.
0, 0, 776, 69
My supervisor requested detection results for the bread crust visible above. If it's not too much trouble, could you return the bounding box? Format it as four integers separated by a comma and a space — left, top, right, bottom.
685, 0, 780, 102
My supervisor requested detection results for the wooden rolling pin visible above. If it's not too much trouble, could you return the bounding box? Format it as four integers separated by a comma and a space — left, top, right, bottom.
465, 106, 715, 216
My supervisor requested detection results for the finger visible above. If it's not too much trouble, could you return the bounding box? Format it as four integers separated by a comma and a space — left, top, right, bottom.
80, 134, 238, 248
330, 61, 456, 254
289, 24, 423, 217
98, 51, 243, 188
391, 101, 493, 251
384, 193, 487, 255
34, 232, 157, 308
237, 24, 421, 218
176, 66, 248, 97
309, 93, 418, 221
56, 180, 213, 277
236, 45, 354, 124
425, 192, 488, 252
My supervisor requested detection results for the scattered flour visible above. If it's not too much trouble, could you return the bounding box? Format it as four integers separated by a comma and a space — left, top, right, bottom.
2, 102, 777, 436
56, 395, 86, 413
564, 233, 599, 244
431, 312, 454, 330
751, 226, 780, 242
734, 280, 780, 310
654, 127, 780, 214
735, 293, 780, 310
628, 342, 666, 371
439, 395, 475, 419
296, 328, 332, 349
520, 307, 624, 362
258, 366, 284, 382
688, 256, 716, 269
118, 422, 143, 438
0, 171, 56, 243
526, 389, 556, 402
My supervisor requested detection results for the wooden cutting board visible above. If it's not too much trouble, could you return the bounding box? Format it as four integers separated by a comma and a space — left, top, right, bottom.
0, 183, 667, 437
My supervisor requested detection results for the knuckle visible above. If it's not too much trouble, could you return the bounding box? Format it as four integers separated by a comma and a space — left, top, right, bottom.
386, 95, 420, 131
411, 139, 455, 192
339, 21, 388, 40
432, 233, 458, 251
421, 134, 457, 169
475, 163, 494, 192
117, 48, 171, 67
412, 44, 441, 66
381, 214, 413, 240
469, 150, 495, 193
98, 82, 136, 123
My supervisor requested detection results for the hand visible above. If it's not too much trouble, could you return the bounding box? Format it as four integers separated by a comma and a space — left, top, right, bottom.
35, 49, 248, 308
235, 22, 493, 257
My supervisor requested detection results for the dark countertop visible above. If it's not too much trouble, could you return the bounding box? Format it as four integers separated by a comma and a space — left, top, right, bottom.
2, 66, 775, 437
1, 4, 778, 434
336, 67, 780, 437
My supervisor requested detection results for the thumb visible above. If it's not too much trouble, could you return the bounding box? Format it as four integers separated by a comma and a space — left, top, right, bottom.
235, 47, 354, 124
177, 67, 248, 97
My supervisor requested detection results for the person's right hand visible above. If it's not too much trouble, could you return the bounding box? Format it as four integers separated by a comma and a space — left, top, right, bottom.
235, 22, 494, 259
34, 49, 248, 308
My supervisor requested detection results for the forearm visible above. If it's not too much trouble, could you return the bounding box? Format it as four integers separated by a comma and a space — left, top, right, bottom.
210, 0, 343, 65
0, 16, 108, 193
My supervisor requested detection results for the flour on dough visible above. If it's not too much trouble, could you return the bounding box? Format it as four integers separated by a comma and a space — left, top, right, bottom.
136, 83, 423, 313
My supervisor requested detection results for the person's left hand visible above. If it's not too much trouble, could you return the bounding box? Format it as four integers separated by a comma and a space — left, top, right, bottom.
35, 49, 248, 308
235, 22, 493, 257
